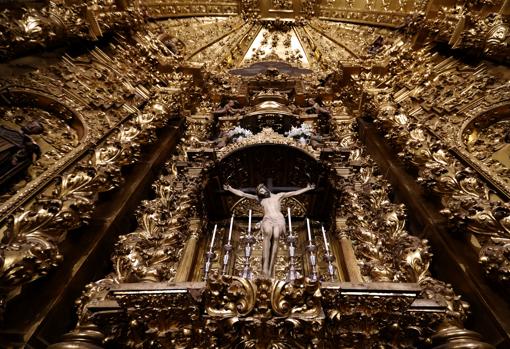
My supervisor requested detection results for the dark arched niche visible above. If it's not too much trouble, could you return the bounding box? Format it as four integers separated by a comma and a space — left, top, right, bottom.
204, 144, 334, 221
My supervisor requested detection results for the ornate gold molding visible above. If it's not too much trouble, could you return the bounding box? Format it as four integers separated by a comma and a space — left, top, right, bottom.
0, 88, 88, 219
144, 1, 240, 19
317, 7, 408, 27
0, 2, 144, 61
0, 25, 197, 315
407, 1, 510, 63
217, 127, 320, 160
73, 278, 451, 348
370, 92, 510, 287
0, 92, 184, 314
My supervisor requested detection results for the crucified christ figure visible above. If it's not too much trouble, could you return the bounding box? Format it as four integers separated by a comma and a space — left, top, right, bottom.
223, 183, 315, 278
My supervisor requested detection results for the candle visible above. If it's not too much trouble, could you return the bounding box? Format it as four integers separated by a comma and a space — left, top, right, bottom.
209, 224, 217, 251
248, 210, 252, 233
322, 225, 329, 254
306, 218, 312, 242
287, 207, 292, 233
227, 214, 234, 243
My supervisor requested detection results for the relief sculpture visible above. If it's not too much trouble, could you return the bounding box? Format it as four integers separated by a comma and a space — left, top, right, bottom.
0, 121, 43, 192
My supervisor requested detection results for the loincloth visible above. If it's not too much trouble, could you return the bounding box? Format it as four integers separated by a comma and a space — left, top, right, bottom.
260, 215, 286, 232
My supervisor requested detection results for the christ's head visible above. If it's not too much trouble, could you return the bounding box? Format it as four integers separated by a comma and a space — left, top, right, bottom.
256, 184, 270, 199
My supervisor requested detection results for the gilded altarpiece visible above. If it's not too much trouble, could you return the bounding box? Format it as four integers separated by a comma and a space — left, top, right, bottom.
0, 0, 509, 348
51, 64, 491, 348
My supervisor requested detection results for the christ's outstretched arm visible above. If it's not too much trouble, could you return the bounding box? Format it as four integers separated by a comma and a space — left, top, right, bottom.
223, 184, 258, 200
278, 184, 315, 199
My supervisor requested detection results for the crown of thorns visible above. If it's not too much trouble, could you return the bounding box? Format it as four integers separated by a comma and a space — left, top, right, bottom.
256, 184, 268, 192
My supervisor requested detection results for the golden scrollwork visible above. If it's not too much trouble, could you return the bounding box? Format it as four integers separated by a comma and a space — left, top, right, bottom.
72, 276, 455, 348
372, 96, 510, 285
0, 84, 189, 315
0, 1, 144, 61
410, 3, 510, 63
205, 273, 257, 317
360, 38, 510, 288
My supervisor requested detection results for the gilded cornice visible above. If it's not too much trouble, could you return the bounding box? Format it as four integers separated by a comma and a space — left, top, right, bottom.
74, 278, 451, 348
317, 7, 409, 27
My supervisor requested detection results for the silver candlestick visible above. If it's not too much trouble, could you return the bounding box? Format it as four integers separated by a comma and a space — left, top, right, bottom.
322, 225, 336, 281
222, 214, 235, 275
204, 224, 217, 280
241, 210, 255, 279
306, 218, 318, 281
286, 207, 300, 281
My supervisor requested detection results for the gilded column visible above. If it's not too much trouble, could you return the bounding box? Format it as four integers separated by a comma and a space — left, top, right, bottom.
431, 322, 495, 349
335, 216, 363, 283
339, 233, 363, 283
48, 323, 105, 349
175, 219, 201, 282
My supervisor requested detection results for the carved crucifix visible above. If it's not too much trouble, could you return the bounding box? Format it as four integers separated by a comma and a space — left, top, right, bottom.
223, 181, 315, 277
